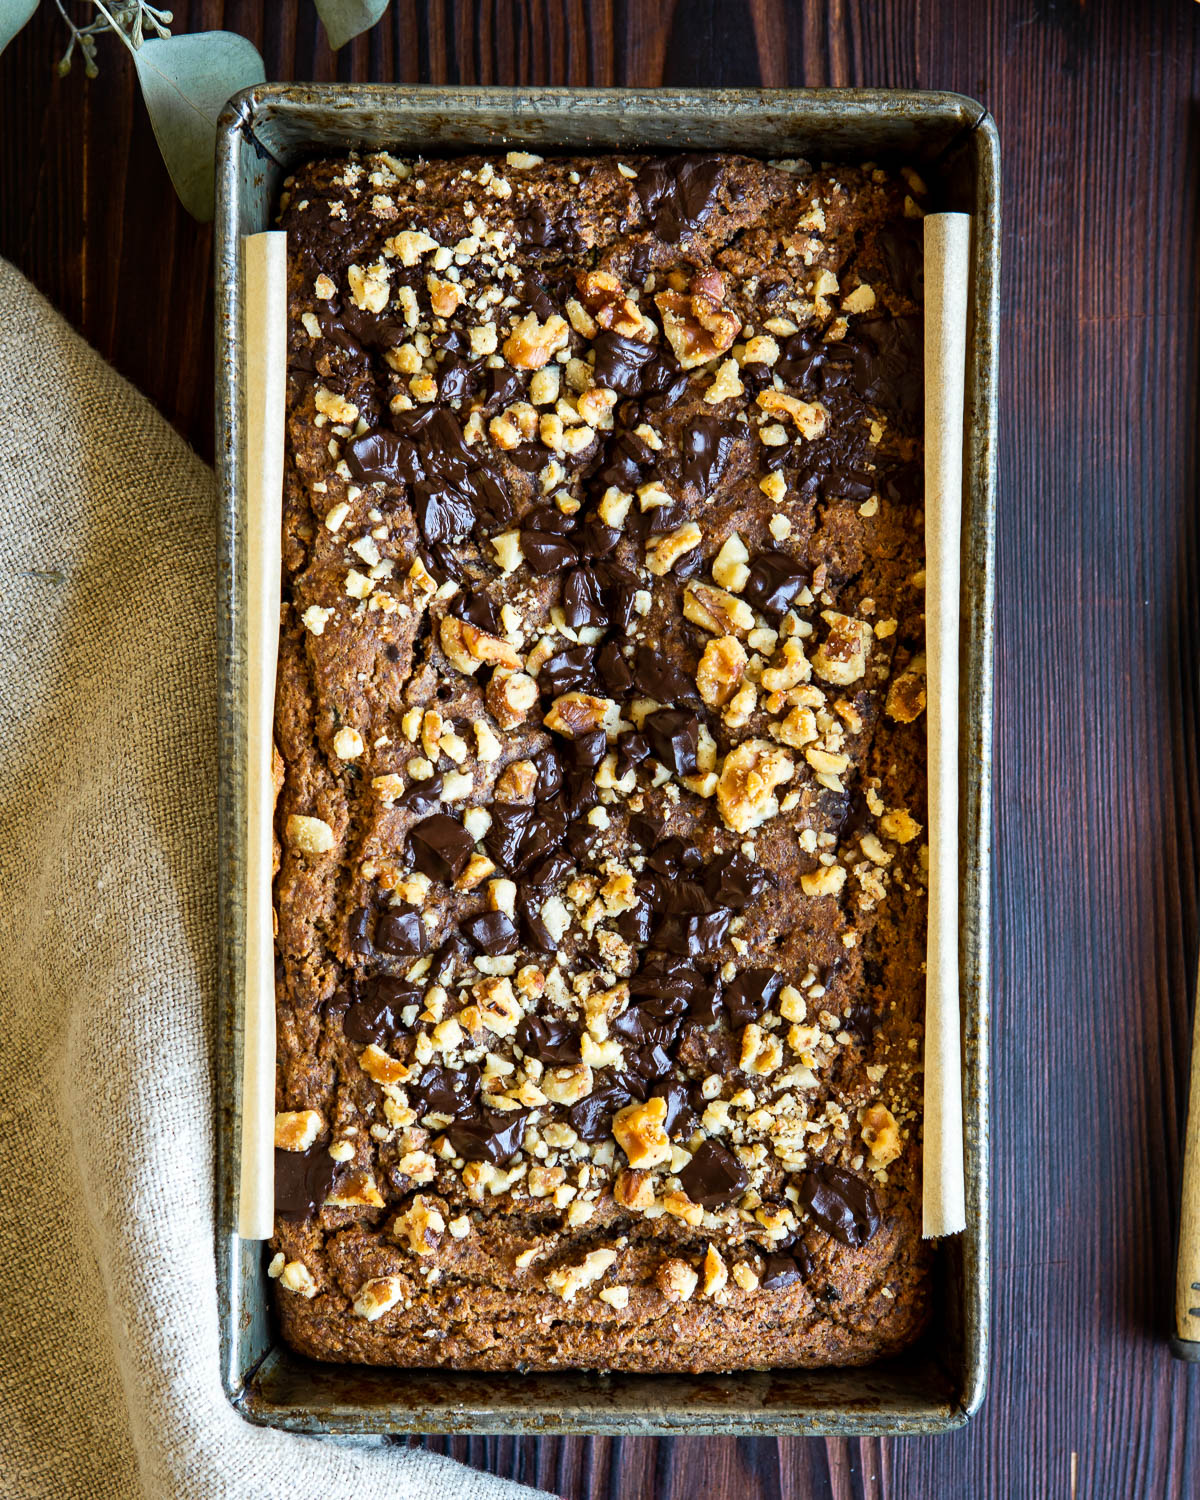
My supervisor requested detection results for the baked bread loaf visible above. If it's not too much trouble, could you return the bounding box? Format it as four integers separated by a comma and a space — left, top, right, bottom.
269, 148, 931, 1371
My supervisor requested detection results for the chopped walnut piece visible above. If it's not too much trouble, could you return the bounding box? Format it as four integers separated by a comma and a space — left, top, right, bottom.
655, 270, 742, 369
684, 582, 755, 637
614, 1168, 657, 1211
712, 533, 750, 593
360, 1043, 408, 1087
352, 1274, 404, 1321
880, 807, 922, 843
326, 1170, 386, 1208
755, 388, 828, 440
285, 814, 335, 855
761, 638, 811, 692
613, 1096, 672, 1170
716, 739, 794, 834
495, 759, 539, 803
274, 1109, 323, 1151
394, 1195, 446, 1255
544, 692, 619, 738
599, 1285, 630, 1310
885, 652, 927, 722
862, 1103, 903, 1166
346, 260, 391, 313
541, 1063, 594, 1105
740, 1023, 783, 1076
655, 1257, 699, 1303
699, 630, 744, 705
812, 612, 873, 687
440, 615, 522, 675
662, 1190, 705, 1227
646, 521, 702, 576
503, 311, 570, 369
701, 1243, 728, 1298
546, 1247, 618, 1302
278, 1260, 318, 1298
800, 863, 847, 898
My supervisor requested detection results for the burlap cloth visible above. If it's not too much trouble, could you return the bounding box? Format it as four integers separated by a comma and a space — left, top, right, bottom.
0, 261, 549, 1499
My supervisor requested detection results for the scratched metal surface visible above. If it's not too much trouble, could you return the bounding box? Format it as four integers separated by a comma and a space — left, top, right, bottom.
212, 85, 997, 1437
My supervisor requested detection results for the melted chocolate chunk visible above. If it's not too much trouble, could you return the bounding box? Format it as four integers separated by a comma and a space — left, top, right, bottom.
635, 154, 725, 243
526, 847, 573, 888
517, 1014, 581, 1065
597, 641, 634, 696
462, 909, 520, 955
565, 728, 607, 770
569, 1083, 635, 1142
592, 330, 657, 395
742, 553, 807, 618
532, 745, 563, 800
484, 804, 537, 871
458, 592, 502, 635
408, 1062, 481, 1118
447, 1107, 530, 1164
678, 1139, 749, 1208
761, 1253, 807, 1291
395, 776, 445, 818
374, 905, 428, 955
724, 966, 783, 1027
651, 1077, 700, 1138
539, 645, 594, 698
643, 708, 700, 776
578, 520, 620, 560
521, 530, 579, 575
343, 976, 420, 1043
798, 1164, 881, 1247
346, 430, 423, 488
561, 567, 609, 630
632, 646, 698, 705
347, 904, 373, 954
275, 1145, 337, 1221
653, 908, 731, 957
408, 814, 475, 882
704, 851, 770, 909
681, 415, 737, 496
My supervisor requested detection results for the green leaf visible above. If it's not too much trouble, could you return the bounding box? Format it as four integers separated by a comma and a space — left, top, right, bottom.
313, 0, 390, 51
131, 32, 266, 222
0, 0, 38, 57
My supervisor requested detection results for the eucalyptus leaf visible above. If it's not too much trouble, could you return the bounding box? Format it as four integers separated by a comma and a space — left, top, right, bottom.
313, 0, 390, 52
0, 0, 38, 57
132, 32, 266, 222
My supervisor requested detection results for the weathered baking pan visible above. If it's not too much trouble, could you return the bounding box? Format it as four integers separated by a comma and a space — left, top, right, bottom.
214, 84, 997, 1437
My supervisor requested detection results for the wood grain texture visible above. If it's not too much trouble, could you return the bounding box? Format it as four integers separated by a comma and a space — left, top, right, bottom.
4, 0, 1200, 1493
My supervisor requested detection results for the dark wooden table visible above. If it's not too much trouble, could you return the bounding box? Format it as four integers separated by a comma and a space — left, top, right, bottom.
5, 0, 1200, 1493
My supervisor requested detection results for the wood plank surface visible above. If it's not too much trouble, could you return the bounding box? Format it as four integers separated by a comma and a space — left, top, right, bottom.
4, 0, 1200, 1493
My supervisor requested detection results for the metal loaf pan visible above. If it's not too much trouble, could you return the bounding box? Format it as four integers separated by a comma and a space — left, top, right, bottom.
214, 84, 997, 1438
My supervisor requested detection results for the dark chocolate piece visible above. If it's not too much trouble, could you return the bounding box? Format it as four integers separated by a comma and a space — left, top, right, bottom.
797, 1165, 881, 1247
678, 1139, 749, 1208
408, 814, 475, 882
275, 1145, 337, 1221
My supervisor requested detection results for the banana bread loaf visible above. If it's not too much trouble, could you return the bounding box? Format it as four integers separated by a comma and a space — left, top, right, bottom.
268, 147, 932, 1372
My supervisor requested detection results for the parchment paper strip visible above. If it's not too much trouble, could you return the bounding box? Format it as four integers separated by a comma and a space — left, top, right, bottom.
238, 231, 287, 1241
922, 212, 969, 1239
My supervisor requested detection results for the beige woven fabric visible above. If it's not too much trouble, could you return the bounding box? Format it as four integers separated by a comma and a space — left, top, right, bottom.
0, 260, 545, 1500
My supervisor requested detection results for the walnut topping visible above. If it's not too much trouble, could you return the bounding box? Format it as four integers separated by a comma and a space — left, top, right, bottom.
700, 1243, 728, 1298
394, 1195, 445, 1255
614, 1168, 657, 1210
880, 806, 922, 843
332, 726, 364, 760
755, 388, 828, 440
812, 612, 873, 686
740, 1023, 783, 1076
716, 739, 794, 834
712, 533, 750, 593
662, 1190, 705, 1227
656, 270, 742, 369
800, 863, 847, 898
285, 814, 335, 855
655, 1257, 699, 1303
541, 1063, 594, 1105
360, 1043, 408, 1087
314, 386, 359, 425
440, 615, 522, 675
495, 759, 539, 803
352, 1274, 404, 1321
503, 311, 570, 369
885, 652, 927, 722
862, 1103, 903, 1166
326, 1170, 386, 1208
274, 1109, 323, 1151
599, 1285, 630, 1310
544, 692, 619, 738
545, 1247, 617, 1302
684, 582, 756, 637
613, 1096, 672, 1170
761, 638, 811, 692
646, 521, 702, 576
576, 268, 652, 340
462, 976, 523, 1037
346, 260, 391, 313
278, 1260, 319, 1298
385, 229, 438, 265
484, 669, 537, 730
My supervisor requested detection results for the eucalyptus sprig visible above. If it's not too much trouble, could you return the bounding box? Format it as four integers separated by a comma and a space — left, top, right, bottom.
0, 0, 394, 220
55, 0, 172, 78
